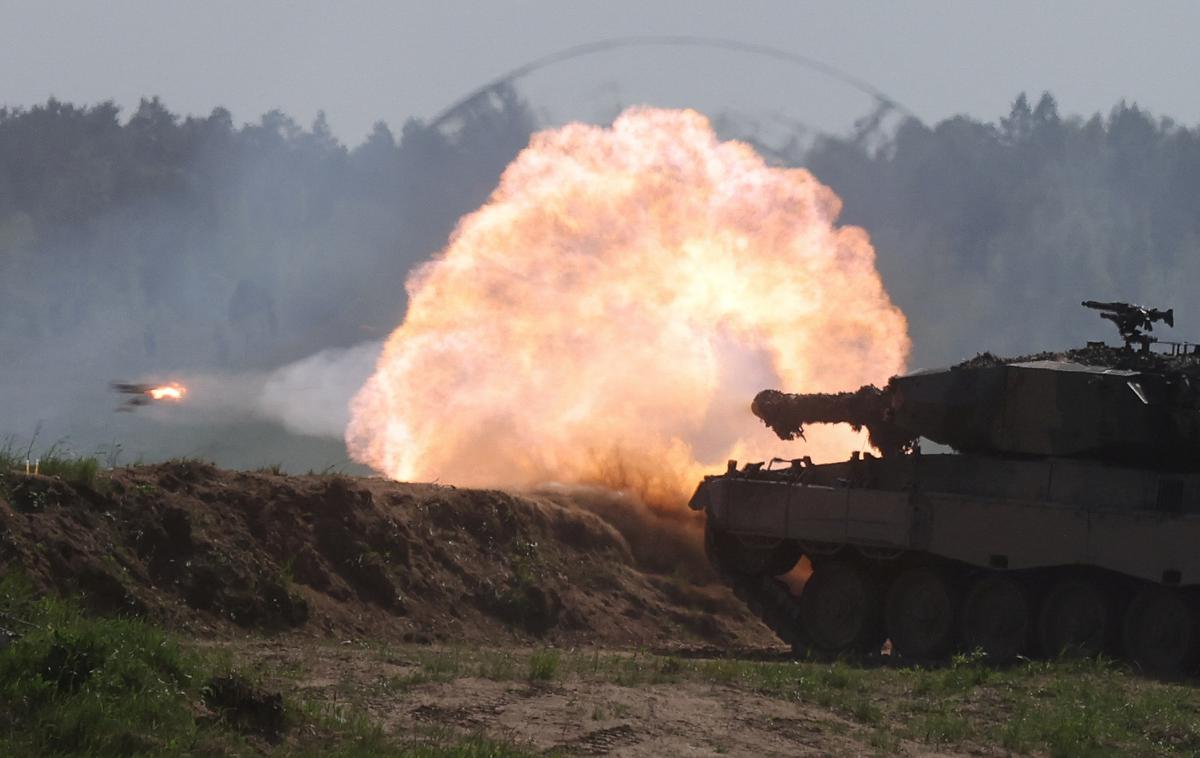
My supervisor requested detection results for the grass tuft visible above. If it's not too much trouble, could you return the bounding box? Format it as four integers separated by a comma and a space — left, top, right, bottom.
0, 437, 107, 499
527, 649, 560, 681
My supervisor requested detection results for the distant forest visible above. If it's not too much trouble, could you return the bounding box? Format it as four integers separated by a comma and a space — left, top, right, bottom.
3, 90, 1199, 376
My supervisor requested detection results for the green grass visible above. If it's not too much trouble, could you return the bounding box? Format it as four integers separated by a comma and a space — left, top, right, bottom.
0, 574, 225, 756
0, 577, 547, 757
36, 453, 100, 488
0, 437, 107, 502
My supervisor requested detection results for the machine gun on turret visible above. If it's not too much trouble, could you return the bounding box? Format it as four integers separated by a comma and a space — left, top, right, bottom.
1082, 300, 1174, 351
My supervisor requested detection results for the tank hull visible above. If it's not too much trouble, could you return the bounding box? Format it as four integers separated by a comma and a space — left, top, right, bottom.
693, 454, 1200, 669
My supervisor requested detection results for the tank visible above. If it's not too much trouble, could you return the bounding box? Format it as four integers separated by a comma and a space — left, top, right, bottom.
692, 301, 1200, 671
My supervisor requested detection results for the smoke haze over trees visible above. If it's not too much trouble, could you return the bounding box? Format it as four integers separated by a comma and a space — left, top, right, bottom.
805, 92, 1200, 367
0, 90, 534, 467
0, 90, 534, 373
2, 89, 1198, 464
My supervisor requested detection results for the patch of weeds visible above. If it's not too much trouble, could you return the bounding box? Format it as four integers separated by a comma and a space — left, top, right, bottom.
604, 653, 682, 687
202, 673, 285, 742
937, 648, 994, 691
868, 728, 901, 754
476, 650, 519, 681
693, 657, 747, 686
395, 651, 466, 687
255, 463, 285, 476
382, 648, 527, 691
486, 578, 562, 636
0, 574, 248, 756
424, 653, 465, 682
816, 661, 857, 690
293, 698, 393, 756
916, 711, 970, 745
528, 648, 560, 681
909, 667, 936, 696
850, 696, 882, 725
784, 661, 871, 712
508, 539, 542, 586
279, 556, 297, 584
40, 454, 102, 490
749, 660, 796, 694
651, 655, 685, 683
994, 662, 1200, 756
0, 437, 109, 502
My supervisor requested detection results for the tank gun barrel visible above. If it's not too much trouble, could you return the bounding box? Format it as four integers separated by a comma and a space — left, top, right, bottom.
751, 385, 914, 456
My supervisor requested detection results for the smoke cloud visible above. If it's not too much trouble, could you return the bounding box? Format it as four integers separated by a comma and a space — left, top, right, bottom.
253, 341, 382, 437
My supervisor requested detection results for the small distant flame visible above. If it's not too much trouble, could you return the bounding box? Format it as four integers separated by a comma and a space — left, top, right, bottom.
148, 383, 187, 401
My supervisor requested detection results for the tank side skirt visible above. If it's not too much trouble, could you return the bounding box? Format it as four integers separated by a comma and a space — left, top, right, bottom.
710, 472, 1200, 586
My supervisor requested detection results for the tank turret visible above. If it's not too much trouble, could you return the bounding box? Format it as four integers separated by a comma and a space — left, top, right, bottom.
752, 301, 1200, 468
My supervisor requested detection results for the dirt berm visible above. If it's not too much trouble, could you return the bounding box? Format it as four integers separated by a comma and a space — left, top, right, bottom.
0, 461, 775, 647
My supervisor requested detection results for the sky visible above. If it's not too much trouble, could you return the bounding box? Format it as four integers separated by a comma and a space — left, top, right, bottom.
3, 1, 1199, 144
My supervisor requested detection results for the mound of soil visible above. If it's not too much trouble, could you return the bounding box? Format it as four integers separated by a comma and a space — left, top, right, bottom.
0, 462, 775, 647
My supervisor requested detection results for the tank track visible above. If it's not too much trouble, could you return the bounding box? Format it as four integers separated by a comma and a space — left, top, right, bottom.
717, 567, 812, 656
713, 540, 1200, 672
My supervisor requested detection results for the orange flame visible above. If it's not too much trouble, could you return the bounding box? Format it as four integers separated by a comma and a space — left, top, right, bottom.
147, 383, 187, 401
348, 107, 908, 509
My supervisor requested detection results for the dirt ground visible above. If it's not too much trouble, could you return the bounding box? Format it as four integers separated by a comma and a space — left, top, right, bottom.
227, 639, 983, 758
0, 462, 775, 648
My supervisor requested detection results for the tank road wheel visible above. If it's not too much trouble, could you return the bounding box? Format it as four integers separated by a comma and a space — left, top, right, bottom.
801, 560, 881, 655
704, 526, 800, 578
961, 575, 1031, 661
1122, 587, 1200, 674
885, 567, 958, 660
1037, 579, 1113, 658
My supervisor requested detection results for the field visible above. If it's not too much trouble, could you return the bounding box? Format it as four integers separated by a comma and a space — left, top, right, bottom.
2, 457, 1199, 756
